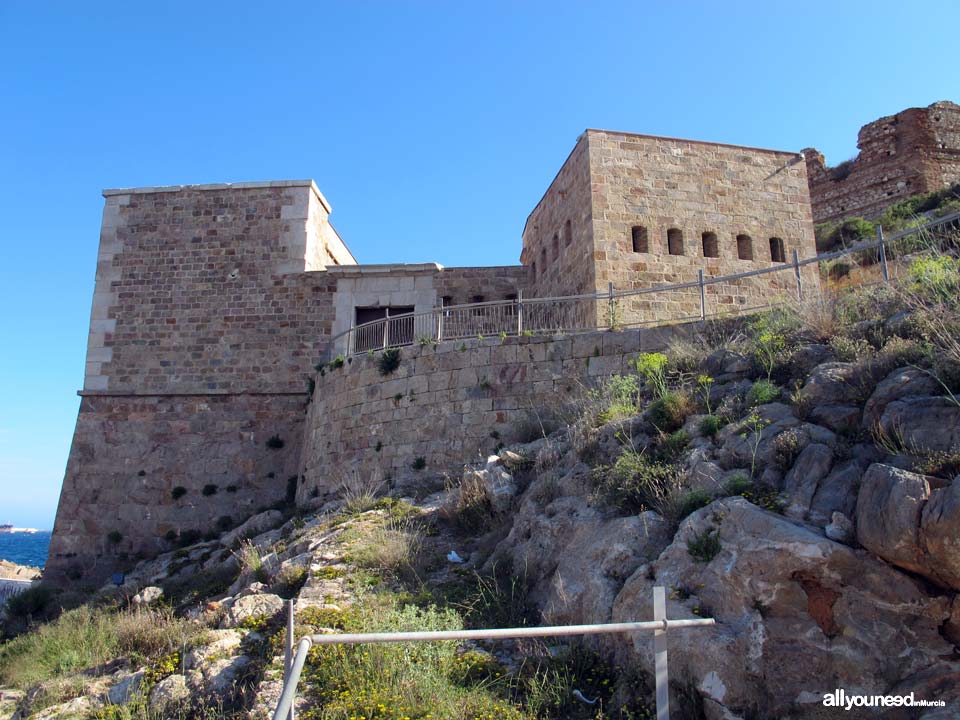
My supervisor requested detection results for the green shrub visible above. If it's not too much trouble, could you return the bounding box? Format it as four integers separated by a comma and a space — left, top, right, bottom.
302, 595, 526, 720
647, 390, 693, 432
771, 428, 803, 470
829, 335, 875, 362
747, 379, 779, 406
411, 456, 426, 471
4, 584, 54, 620
908, 255, 960, 304
593, 448, 680, 516
675, 490, 712, 521
699, 414, 723, 437
377, 348, 402, 375
720, 472, 753, 497
266, 434, 285, 450
635, 352, 669, 399
815, 217, 875, 252
328, 355, 345, 370
687, 528, 721, 563
596, 373, 640, 424
656, 429, 689, 462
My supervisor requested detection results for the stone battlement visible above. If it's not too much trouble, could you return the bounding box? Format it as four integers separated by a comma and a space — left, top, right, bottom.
804, 100, 960, 224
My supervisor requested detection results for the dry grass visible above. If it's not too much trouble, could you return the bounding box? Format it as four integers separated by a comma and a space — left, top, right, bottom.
337, 466, 386, 514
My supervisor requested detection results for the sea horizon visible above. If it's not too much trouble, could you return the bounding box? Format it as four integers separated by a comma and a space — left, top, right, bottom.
0, 529, 52, 568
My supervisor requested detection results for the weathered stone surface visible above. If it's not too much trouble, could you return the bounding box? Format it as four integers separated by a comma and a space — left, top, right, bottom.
0, 560, 40, 581
149, 674, 189, 712
220, 510, 285, 548
188, 655, 252, 697
808, 403, 860, 433
862, 366, 939, 429
132, 586, 163, 606
808, 459, 863, 524
612, 498, 958, 718
782, 443, 833, 518
221, 593, 284, 629
856, 464, 930, 575
824, 511, 854, 544
879, 396, 960, 452
857, 464, 960, 590
919, 476, 960, 589
184, 630, 243, 669
107, 669, 146, 705
797, 362, 861, 407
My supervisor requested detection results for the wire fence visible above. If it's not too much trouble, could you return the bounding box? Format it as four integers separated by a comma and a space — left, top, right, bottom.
324, 211, 960, 361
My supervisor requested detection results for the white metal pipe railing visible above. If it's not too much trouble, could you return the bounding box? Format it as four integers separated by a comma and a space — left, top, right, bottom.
271, 586, 715, 720
320, 211, 960, 362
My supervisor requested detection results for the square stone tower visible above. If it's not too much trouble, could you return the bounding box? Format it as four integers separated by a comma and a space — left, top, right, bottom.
522, 130, 818, 325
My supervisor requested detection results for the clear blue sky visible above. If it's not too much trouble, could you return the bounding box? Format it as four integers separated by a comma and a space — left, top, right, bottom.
0, 1, 957, 529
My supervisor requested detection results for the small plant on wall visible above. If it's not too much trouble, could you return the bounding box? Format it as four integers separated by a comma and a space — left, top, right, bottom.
171, 486, 187, 500
106, 530, 123, 545
411, 456, 427, 471
202, 484, 219, 496
378, 348, 402, 375
266, 435, 285, 449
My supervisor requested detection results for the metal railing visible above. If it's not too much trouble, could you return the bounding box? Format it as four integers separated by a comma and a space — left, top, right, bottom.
273, 586, 715, 720
322, 211, 960, 362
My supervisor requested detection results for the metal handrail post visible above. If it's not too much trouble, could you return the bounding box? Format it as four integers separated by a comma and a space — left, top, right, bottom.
284, 599, 295, 720
698, 269, 706, 321
793, 249, 803, 300
272, 637, 313, 720
877, 226, 889, 282
517, 290, 523, 335
654, 586, 669, 720
608, 282, 615, 328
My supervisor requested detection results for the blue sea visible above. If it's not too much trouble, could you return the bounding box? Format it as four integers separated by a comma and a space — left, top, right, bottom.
0, 531, 51, 568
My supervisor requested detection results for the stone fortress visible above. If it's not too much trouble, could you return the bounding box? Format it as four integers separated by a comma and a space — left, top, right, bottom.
804, 100, 960, 224
47, 103, 958, 584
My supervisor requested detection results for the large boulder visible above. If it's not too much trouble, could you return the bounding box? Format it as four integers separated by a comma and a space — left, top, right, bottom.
149, 674, 189, 713
878, 396, 960, 453
797, 362, 862, 407
856, 464, 960, 590
219, 510, 285, 548
611, 498, 959, 719
221, 593, 284, 629
862, 366, 939, 429
808, 458, 863, 525
782, 443, 833, 518
489, 467, 671, 613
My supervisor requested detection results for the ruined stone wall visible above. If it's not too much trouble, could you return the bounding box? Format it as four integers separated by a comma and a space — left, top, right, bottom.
297, 326, 695, 502
48, 182, 345, 584
804, 101, 960, 224
521, 135, 596, 299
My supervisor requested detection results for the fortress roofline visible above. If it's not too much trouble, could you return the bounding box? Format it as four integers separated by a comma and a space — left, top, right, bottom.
520, 130, 804, 245
583, 128, 803, 157
102, 179, 333, 214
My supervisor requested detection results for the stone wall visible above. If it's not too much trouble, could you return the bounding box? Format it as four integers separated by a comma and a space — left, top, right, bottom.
297, 326, 695, 502
804, 100, 960, 224
589, 130, 819, 323
49, 182, 347, 584
48, 393, 306, 583
520, 130, 818, 325
521, 136, 596, 299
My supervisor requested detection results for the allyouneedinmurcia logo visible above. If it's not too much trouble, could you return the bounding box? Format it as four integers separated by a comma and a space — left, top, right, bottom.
822, 689, 946, 710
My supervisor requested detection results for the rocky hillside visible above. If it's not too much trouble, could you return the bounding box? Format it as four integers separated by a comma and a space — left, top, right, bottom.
2, 254, 960, 720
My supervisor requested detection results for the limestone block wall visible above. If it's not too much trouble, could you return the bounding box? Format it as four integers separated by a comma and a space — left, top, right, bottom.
297, 327, 694, 501
804, 101, 960, 224
49, 182, 347, 585
48, 394, 306, 583
521, 135, 596, 299
588, 130, 819, 324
